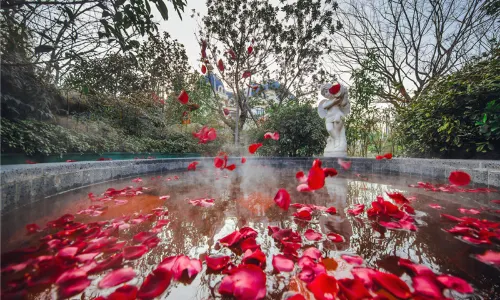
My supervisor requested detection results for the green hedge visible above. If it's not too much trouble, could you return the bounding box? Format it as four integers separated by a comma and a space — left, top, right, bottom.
1, 118, 223, 156
395, 49, 500, 159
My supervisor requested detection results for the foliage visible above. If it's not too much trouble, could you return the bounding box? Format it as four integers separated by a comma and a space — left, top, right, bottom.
248, 103, 327, 157
198, 0, 340, 143
0, 118, 226, 156
395, 49, 500, 159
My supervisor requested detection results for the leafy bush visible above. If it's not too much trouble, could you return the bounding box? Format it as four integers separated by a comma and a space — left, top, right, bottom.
1, 119, 226, 156
248, 103, 328, 157
395, 49, 500, 159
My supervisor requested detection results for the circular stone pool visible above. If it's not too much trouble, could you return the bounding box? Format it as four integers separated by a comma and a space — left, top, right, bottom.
1, 160, 499, 299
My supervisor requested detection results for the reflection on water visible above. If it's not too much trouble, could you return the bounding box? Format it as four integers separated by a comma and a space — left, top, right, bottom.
1, 165, 500, 299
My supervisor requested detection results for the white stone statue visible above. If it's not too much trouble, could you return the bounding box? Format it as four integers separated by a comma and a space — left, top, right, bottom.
317, 82, 350, 157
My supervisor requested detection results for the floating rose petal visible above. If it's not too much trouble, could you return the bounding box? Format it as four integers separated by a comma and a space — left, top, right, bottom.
264, 131, 280, 140
304, 229, 322, 241
242, 249, 266, 268
75, 252, 99, 263
440, 213, 464, 222
449, 170, 471, 186
347, 204, 365, 216
341, 254, 363, 266
124, 245, 149, 260
240, 237, 260, 252
306, 273, 339, 300
436, 275, 473, 294
223, 108, 230, 115
475, 250, 500, 266
398, 258, 433, 276
214, 157, 224, 168
137, 268, 172, 300
287, 294, 306, 300
384, 153, 393, 159
376, 155, 384, 160
247, 46, 253, 54
26, 223, 40, 234
297, 184, 312, 192
187, 161, 199, 171
201, 65, 207, 74
228, 49, 237, 59
429, 204, 443, 209
158, 255, 202, 280
178, 90, 189, 104
412, 275, 443, 299
133, 232, 157, 243
372, 271, 411, 299
272, 254, 294, 272
326, 233, 344, 243
386, 192, 409, 204
325, 207, 337, 214
303, 247, 322, 261
220, 231, 243, 247
307, 160, 325, 190
249, 143, 263, 154
242, 71, 252, 78
56, 269, 91, 299
458, 208, 481, 215
241, 157, 246, 163
491, 200, 500, 204
293, 208, 312, 221
57, 247, 79, 259
206, 255, 231, 271
219, 264, 266, 300
88, 253, 124, 274
338, 278, 371, 300
274, 188, 291, 211
351, 267, 377, 288
114, 199, 128, 206
338, 158, 351, 170
107, 285, 138, 300
98, 267, 136, 288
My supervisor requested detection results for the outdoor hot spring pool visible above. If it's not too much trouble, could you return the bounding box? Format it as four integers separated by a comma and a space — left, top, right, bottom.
1, 164, 499, 300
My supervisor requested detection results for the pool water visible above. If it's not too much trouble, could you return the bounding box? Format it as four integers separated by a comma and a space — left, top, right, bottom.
1, 164, 499, 299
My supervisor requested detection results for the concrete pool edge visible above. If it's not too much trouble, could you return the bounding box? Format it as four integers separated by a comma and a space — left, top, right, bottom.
1, 157, 499, 215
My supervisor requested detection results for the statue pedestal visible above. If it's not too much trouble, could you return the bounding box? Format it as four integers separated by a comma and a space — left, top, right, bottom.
323, 137, 347, 157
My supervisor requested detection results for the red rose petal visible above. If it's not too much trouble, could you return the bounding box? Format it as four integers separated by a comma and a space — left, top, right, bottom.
218, 59, 225, 71
241, 157, 246, 163
214, 157, 224, 168
386, 192, 409, 204
307, 160, 325, 190
287, 294, 306, 300
240, 237, 260, 252
297, 184, 312, 192
328, 83, 341, 95
323, 168, 338, 177
108, 285, 138, 300
304, 229, 322, 241
137, 268, 172, 299
272, 254, 295, 272
201, 65, 207, 74
347, 204, 365, 216
26, 223, 41, 234
133, 232, 156, 243
372, 271, 412, 299
341, 254, 363, 266
449, 171, 471, 186
303, 247, 322, 261
398, 258, 433, 276
306, 273, 339, 300
338, 158, 351, 170
325, 207, 337, 214
458, 208, 481, 215
187, 161, 199, 171
242, 71, 252, 78
123, 245, 149, 260
475, 250, 500, 266
178, 90, 189, 104
383, 153, 393, 159
338, 278, 371, 300
88, 253, 123, 274
242, 249, 266, 268
219, 264, 267, 300
326, 233, 344, 243
293, 208, 312, 221
220, 231, 243, 247
436, 275, 473, 294
247, 46, 253, 54
248, 143, 263, 154
412, 275, 443, 299
98, 267, 136, 288
56, 269, 91, 299
158, 255, 202, 280
429, 204, 443, 209
274, 188, 291, 211
206, 255, 231, 271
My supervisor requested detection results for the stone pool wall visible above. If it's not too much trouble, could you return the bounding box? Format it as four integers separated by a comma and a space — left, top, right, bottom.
1, 157, 499, 215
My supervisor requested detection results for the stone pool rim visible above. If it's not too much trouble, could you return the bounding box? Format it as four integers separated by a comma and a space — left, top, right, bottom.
1, 157, 499, 215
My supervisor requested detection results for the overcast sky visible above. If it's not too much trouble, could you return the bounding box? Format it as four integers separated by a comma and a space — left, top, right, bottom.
157, 0, 208, 70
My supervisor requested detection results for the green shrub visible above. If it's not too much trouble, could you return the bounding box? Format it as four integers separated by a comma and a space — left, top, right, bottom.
395, 49, 500, 159
248, 103, 328, 157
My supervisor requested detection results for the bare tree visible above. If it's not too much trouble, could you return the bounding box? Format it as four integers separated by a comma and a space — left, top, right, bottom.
328, 0, 499, 107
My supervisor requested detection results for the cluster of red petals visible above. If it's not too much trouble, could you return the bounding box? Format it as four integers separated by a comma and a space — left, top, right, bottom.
248, 143, 263, 154
263, 131, 280, 140
219, 227, 258, 251
441, 212, 500, 245
409, 181, 497, 193
364, 195, 418, 231
187, 161, 199, 171
375, 152, 393, 160
219, 264, 266, 300
188, 197, 215, 207
296, 159, 337, 192
157, 255, 202, 280
192, 126, 217, 144
347, 204, 365, 216
213, 153, 236, 171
